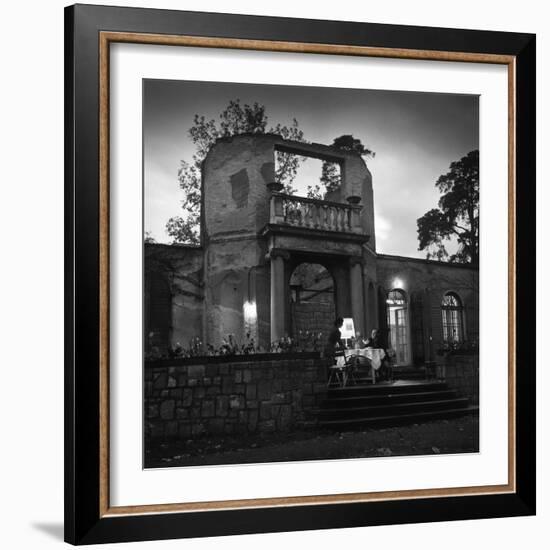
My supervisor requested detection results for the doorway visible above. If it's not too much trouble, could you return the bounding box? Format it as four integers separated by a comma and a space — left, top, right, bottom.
386, 289, 410, 365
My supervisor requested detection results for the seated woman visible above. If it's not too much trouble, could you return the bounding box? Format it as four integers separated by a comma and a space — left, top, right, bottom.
364, 328, 392, 381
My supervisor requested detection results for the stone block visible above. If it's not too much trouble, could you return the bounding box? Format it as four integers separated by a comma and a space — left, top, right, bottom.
160, 400, 175, 420
191, 423, 205, 436
257, 380, 272, 400
213, 376, 222, 386
188, 365, 205, 379
166, 421, 178, 438
222, 377, 234, 394
248, 410, 258, 432
245, 384, 257, 400
170, 388, 183, 399
182, 388, 193, 407
272, 392, 289, 404
229, 395, 243, 409
206, 365, 219, 378
259, 402, 272, 420
194, 387, 206, 400
234, 370, 243, 383
202, 400, 215, 417
153, 372, 168, 390
146, 404, 159, 419
278, 405, 292, 430
216, 396, 229, 417
243, 369, 253, 383
150, 423, 165, 439
247, 400, 258, 409
176, 407, 188, 420
167, 376, 177, 388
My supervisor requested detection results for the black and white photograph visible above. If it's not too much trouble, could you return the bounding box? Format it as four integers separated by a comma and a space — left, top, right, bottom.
143, 79, 480, 469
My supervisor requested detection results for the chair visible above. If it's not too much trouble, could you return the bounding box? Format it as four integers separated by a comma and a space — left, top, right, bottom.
327, 352, 346, 387
343, 354, 360, 386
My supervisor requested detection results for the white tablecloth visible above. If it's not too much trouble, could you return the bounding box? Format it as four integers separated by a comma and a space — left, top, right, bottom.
340, 348, 386, 370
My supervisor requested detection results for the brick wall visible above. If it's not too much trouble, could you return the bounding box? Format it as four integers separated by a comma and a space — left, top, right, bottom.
291, 302, 335, 339
145, 353, 330, 441
437, 353, 479, 405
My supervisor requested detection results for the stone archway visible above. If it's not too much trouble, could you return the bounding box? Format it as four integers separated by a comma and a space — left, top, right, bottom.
289, 263, 335, 342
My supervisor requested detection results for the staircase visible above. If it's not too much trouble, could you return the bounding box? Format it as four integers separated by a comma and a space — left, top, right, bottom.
319, 380, 477, 429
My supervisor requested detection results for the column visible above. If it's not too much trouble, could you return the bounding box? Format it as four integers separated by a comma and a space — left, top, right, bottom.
268, 249, 289, 344
349, 257, 365, 337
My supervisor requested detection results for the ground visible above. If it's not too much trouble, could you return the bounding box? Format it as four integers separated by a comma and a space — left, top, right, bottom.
145, 413, 478, 468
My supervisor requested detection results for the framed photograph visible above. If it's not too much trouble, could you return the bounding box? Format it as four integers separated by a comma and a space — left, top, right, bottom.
64, 4, 536, 545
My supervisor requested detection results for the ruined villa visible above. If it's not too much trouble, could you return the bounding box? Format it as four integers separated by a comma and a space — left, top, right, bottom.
145, 133, 479, 367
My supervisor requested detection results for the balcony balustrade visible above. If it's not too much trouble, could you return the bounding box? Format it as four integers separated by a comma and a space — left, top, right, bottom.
269, 192, 363, 234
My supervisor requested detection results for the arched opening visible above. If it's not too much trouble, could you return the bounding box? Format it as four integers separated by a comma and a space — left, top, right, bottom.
386, 289, 410, 365
289, 263, 335, 342
441, 292, 464, 344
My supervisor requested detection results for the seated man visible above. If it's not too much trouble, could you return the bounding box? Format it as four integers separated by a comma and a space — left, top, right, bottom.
364, 328, 382, 348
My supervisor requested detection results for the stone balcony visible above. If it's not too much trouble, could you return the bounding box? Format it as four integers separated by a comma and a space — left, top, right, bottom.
269, 192, 365, 234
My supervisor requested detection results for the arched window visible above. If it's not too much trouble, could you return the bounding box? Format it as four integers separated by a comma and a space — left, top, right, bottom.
441, 292, 464, 344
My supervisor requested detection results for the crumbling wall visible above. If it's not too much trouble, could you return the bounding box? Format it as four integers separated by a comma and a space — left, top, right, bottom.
144, 243, 204, 352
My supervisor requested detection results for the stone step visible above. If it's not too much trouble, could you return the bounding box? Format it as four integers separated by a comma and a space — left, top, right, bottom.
319, 406, 478, 429
319, 397, 469, 419
327, 381, 448, 398
323, 389, 458, 408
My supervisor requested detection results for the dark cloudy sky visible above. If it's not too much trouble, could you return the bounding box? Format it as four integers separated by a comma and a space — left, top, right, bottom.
143, 79, 478, 258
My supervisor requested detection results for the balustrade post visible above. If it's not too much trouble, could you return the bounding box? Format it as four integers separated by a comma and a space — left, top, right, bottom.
269, 193, 285, 224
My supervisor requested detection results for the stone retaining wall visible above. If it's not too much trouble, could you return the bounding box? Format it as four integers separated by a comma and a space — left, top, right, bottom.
437, 354, 479, 405
145, 353, 331, 441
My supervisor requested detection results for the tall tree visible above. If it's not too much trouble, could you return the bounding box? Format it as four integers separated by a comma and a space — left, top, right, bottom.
165, 99, 306, 244
417, 150, 479, 264
308, 134, 375, 199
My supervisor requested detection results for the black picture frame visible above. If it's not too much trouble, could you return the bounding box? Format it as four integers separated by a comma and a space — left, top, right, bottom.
65, 3, 536, 545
